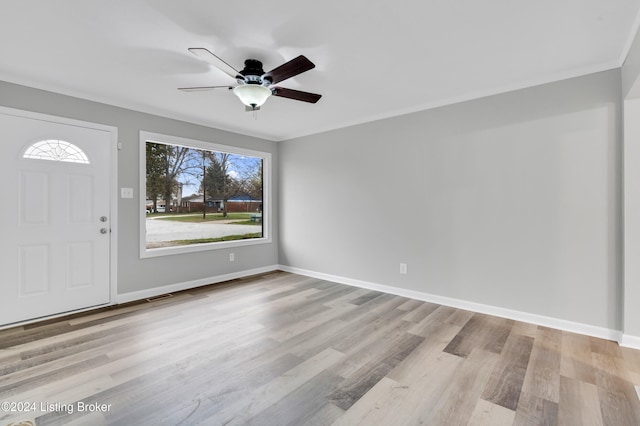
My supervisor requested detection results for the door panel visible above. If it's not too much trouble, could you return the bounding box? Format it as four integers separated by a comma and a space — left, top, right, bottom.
20, 170, 49, 224
67, 242, 93, 288
68, 174, 94, 223
18, 245, 49, 296
0, 111, 112, 325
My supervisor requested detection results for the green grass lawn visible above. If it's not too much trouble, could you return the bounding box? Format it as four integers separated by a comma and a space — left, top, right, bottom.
154, 212, 254, 223
169, 233, 263, 245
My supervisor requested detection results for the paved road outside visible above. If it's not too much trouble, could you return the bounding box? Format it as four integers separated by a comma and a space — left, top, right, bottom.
145, 217, 262, 243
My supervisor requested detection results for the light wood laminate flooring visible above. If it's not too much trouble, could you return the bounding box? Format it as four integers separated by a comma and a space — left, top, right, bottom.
1, 271, 640, 425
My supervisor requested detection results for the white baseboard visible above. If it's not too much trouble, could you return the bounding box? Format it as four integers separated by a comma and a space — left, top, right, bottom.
278, 265, 623, 342
621, 334, 640, 350
7, 262, 629, 346
116, 265, 279, 304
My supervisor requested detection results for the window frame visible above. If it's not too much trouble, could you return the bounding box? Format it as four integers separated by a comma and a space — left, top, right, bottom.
139, 131, 272, 259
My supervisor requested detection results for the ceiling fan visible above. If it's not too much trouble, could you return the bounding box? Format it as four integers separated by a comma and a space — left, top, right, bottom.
179, 48, 322, 111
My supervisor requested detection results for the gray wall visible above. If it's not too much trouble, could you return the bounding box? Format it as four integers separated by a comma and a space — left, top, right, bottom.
622, 29, 640, 340
279, 70, 623, 330
623, 25, 640, 99
624, 98, 640, 338
0, 80, 279, 296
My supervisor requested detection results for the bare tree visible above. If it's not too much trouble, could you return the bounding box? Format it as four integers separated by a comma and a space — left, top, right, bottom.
163, 146, 191, 213
204, 152, 245, 217
145, 142, 195, 213
245, 160, 263, 203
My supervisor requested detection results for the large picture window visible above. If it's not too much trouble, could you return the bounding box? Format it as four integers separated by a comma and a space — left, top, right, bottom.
139, 131, 270, 258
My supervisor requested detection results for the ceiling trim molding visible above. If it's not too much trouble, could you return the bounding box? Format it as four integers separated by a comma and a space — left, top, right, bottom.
0, 75, 276, 141
278, 61, 621, 141
0, 58, 625, 142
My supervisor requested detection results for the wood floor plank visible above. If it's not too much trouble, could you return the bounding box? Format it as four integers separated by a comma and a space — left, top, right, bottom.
379, 351, 463, 425
406, 304, 458, 337
332, 307, 409, 357
331, 351, 463, 426
386, 317, 461, 383
597, 387, 640, 426
321, 288, 371, 308
424, 348, 499, 425
0, 354, 110, 397
299, 403, 345, 426
592, 352, 640, 425
558, 375, 603, 426
622, 347, 640, 387
443, 313, 512, 358
328, 376, 412, 426
1, 271, 640, 425
481, 333, 535, 410
267, 302, 357, 343
396, 298, 423, 312
101, 351, 301, 425
25, 332, 273, 421
349, 290, 386, 306
467, 399, 516, 426
335, 293, 400, 323
327, 332, 424, 409
591, 336, 623, 359
399, 301, 440, 323
304, 284, 360, 305
203, 347, 346, 425
244, 370, 345, 426
520, 326, 562, 403
294, 295, 406, 360
513, 391, 559, 426
330, 318, 418, 379
1, 336, 119, 388
445, 308, 475, 327
511, 321, 539, 339
560, 331, 597, 384
328, 361, 391, 411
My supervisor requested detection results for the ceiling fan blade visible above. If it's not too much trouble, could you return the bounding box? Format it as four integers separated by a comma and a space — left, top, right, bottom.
264, 55, 315, 84
188, 48, 241, 80
178, 86, 233, 92
272, 87, 322, 103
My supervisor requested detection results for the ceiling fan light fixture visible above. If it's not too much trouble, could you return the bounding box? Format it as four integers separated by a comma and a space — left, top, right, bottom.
233, 85, 272, 108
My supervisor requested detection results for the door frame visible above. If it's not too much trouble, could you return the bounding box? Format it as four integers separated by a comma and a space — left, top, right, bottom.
0, 106, 118, 327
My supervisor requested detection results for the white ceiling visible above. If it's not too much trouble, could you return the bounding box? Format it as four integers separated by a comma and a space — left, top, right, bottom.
1, 1, 639, 141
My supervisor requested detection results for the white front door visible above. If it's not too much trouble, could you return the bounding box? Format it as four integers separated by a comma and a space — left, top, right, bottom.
0, 110, 113, 326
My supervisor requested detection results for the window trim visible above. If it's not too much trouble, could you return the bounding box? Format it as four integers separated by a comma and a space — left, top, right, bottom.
139, 131, 272, 259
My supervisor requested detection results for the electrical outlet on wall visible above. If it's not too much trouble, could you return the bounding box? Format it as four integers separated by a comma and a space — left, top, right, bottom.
400, 263, 408, 275
229, 252, 235, 262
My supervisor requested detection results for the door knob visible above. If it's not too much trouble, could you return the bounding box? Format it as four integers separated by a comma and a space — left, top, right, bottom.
100, 228, 108, 234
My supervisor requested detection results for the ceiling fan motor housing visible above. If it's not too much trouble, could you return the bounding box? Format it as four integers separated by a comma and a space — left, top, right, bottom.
240, 59, 269, 85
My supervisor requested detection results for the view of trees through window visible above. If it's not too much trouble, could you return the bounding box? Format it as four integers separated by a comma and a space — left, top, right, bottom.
144, 139, 264, 251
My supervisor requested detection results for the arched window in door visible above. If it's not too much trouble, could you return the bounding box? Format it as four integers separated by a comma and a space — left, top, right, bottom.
23, 139, 90, 164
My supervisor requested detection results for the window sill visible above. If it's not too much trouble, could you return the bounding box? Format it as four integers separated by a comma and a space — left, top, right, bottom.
140, 235, 272, 259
